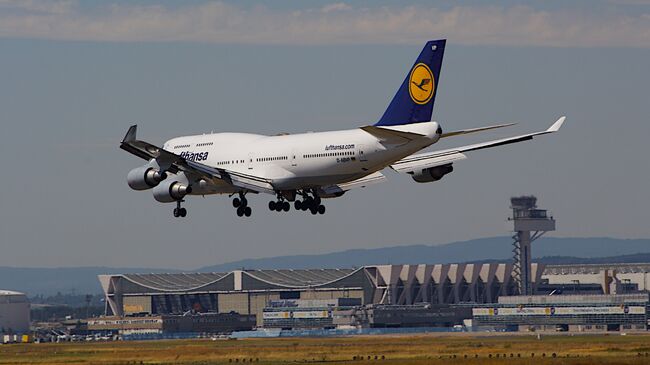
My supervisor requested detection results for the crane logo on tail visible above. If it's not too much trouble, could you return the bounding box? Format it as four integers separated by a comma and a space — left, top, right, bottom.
408, 63, 435, 105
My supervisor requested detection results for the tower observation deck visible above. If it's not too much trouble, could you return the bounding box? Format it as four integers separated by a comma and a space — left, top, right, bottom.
508, 196, 555, 295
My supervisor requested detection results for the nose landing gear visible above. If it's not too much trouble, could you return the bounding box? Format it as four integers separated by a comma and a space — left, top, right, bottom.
173, 200, 187, 218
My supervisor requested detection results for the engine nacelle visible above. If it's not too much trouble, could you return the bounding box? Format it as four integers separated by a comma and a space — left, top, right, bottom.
127, 166, 167, 190
152, 180, 193, 203
411, 164, 454, 183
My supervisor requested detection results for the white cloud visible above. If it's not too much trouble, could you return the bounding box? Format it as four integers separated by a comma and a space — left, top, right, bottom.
0, 1, 648, 47
321, 3, 352, 13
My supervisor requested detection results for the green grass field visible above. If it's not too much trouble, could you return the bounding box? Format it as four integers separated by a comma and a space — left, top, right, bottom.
3, 333, 650, 364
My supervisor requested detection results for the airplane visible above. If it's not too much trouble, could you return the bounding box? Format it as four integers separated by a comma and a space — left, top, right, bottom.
120, 39, 565, 218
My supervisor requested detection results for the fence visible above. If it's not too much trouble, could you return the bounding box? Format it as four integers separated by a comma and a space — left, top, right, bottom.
230, 326, 464, 339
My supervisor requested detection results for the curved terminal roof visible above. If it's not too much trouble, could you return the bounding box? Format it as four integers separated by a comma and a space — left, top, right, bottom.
244, 268, 356, 288
0, 290, 26, 296
124, 272, 230, 292
111, 268, 360, 294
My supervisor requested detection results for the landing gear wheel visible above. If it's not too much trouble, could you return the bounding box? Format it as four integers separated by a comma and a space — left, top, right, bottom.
309, 206, 318, 215
173, 200, 187, 218
317, 205, 325, 215
282, 202, 290, 212
234, 192, 251, 217
268, 201, 276, 211
294, 200, 302, 210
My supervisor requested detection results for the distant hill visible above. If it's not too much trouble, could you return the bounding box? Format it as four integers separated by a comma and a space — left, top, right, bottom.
2, 237, 649, 296
197, 237, 650, 272
467, 253, 650, 265
537, 253, 650, 265
0, 267, 179, 296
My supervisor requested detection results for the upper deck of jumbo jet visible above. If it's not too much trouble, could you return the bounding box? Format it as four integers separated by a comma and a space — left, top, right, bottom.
163, 128, 363, 151
162, 121, 442, 154
163, 132, 266, 150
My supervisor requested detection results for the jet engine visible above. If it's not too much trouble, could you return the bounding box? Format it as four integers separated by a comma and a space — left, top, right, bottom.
411, 164, 454, 183
153, 179, 193, 203
127, 166, 167, 190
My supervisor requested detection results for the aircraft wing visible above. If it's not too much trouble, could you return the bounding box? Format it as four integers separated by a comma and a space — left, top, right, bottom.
391, 116, 566, 174
185, 160, 276, 194
120, 125, 276, 194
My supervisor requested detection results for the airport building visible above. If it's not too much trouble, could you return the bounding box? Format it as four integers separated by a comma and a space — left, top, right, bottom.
263, 298, 361, 329
98, 263, 650, 332
333, 304, 472, 328
0, 290, 30, 335
100, 268, 368, 327
99, 263, 546, 325
541, 263, 650, 293
99, 261, 650, 332
262, 299, 471, 330
99, 263, 650, 314
472, 294, 649, 332
87, 312, 256, 335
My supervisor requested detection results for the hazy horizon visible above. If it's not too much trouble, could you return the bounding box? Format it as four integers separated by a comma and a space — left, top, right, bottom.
1, 235, 649, 271
1, 1, 649, 269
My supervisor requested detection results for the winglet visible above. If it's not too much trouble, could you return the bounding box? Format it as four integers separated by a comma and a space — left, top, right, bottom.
547, 116, 566, 133
122, 125, 137, 143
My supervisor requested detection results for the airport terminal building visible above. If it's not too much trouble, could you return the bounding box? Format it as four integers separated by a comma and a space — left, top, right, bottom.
99, 263, 543, 324
99, 262, 650, 331
473, 294, 649, 332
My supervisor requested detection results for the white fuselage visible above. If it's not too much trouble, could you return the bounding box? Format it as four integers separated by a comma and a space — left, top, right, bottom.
162, 121, 441, 195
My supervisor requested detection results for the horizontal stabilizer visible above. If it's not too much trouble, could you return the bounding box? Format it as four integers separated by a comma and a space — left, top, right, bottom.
391, 116, 566, 174
360, 125, 425, 144
440, 122, 516, 138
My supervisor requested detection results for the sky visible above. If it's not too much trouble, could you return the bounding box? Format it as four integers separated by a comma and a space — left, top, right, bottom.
0, 1, 649, 269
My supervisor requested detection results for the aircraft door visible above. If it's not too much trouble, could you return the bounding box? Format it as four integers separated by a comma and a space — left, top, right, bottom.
291, 149, 298, 167
358, 144, 368, 162
247, 152, 255, 170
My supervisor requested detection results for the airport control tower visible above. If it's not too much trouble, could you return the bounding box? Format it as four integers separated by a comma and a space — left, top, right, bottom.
508, 196, 555, 295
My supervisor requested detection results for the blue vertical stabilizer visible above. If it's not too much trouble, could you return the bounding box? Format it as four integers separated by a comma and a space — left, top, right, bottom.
375, 39, 446, 126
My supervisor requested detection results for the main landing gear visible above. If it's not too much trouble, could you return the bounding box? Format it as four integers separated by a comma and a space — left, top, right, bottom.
173, 200, 187, 218
294, 190, 326, 215
269, 194, 291, 213
232, 192, 252, 217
